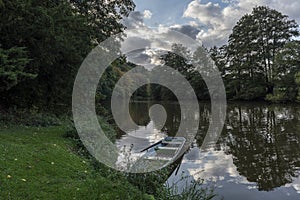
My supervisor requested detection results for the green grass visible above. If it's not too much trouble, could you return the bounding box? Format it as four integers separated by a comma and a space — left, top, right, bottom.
0, 125, 153, 200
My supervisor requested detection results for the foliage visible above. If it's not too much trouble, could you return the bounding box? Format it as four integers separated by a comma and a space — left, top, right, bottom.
0, 0, 135, 109
166, 176, 217, 200
265, 89, 287, 103
137, 6, 300, 103
126, 170, 217, 200
150, 44, 210, 101
64, 115, 117, 157
0, 108, 62, 127
0, 46, 35, 92
295, 72, 300, 101
220, 6, 299, 100
97, 57, 134, 102
266, 41, 300, 102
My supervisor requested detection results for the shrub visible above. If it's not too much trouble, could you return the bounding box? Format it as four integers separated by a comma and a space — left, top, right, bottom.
0, 108, 61, 127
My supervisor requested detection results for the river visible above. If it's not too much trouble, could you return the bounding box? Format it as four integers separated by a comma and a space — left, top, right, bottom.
112, 101, 300, 199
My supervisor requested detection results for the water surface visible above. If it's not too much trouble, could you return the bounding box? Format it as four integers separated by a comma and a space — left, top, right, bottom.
114, 101, 300, 199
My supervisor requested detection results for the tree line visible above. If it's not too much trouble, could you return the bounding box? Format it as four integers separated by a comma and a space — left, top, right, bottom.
0, 0, 134, 112
1, 3, 300, 114
135, 6, 300, 103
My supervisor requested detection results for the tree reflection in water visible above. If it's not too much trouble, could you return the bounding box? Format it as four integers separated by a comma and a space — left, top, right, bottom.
221, 104, 300, 191
113, 101, 300, 193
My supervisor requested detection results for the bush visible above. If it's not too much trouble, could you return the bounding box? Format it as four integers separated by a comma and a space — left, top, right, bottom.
266, 92, 286, 103
126, 170, 218, 200
63, 115, 117, 158
64, 116, 116, 141
166, 174, 218, 200
0, 108, 62, 127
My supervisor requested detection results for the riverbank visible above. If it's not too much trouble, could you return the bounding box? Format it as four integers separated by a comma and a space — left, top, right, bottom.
0, 125, 154, 199
0, 107, 219, 200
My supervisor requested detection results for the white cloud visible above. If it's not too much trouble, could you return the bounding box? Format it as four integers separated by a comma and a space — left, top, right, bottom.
183, 1, 223, 27
122, 11, 145, 29
122, 10, 153, 29
143, 10, 153, 19
189, 21, 200, 27
183, 0, 300, 47
121, 25, 201, 69
169, 24, 201, 39
168, 148, 253, 189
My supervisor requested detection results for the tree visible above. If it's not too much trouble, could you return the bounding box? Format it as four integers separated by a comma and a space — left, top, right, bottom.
156, 44, 193, 101
267, 41, 300, 102
210, 45, 227, 78
0, 0, 135, 109
70, 0, 135, 44
226, 6, 299, 100
210, 45, 231, 97
159, 44, 215, 100
295, 72, 300, 101
162, 44, 192, 76
0, 46, 35, 92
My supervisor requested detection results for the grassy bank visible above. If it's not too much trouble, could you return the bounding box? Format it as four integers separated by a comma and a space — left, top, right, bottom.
0, 108, 217, 200
0, 125, 153, 199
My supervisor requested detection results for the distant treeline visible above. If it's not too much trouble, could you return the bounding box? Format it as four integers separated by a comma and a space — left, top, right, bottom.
1, 2, 300, 113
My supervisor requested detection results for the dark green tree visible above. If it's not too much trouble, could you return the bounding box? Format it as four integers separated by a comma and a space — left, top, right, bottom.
267, 41, 300, 102
226, 6, 299, 100
0, 46, 35, 92
155, 44, 193, 100
159, 44, 212, 100
295, 72, 300, 101
210, 45, 227, 78
0, 0, 135, 110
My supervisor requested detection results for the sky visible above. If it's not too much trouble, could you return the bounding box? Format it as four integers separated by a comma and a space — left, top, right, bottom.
127, 0, 300, 47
